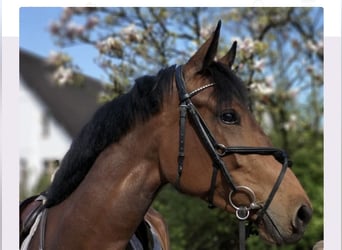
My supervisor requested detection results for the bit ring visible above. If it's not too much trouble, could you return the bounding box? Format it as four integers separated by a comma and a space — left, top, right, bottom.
229, 186, 260, 219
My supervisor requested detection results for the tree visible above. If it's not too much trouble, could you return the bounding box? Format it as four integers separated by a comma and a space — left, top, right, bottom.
47, 7, 323, 249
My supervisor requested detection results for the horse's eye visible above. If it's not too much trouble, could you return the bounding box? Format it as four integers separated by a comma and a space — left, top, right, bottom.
220, 110, 239, 125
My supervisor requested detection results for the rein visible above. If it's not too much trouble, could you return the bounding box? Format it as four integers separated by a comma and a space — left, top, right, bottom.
174, 65, 291, 250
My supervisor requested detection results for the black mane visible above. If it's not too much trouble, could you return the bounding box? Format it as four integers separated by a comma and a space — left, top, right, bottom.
44, 63, 248, 208
45, 66, 175, 207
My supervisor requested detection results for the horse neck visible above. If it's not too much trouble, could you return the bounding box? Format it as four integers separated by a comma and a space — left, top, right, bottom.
45, 119, 163, 249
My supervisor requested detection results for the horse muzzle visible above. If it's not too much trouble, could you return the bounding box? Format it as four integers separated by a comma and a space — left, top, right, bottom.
256, 203, 313, 245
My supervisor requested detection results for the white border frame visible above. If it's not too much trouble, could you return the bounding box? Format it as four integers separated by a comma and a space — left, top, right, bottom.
2, 2, 341, 250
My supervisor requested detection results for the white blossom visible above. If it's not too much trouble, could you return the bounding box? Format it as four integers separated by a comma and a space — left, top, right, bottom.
239, 38, 255, 58
49, 21, 61, 35
86, 16, 99, 29
200, 24, 213, 39
250, 81, 274, 96
265, 75, 274, 85
66, 22, 85, 37
288, 88, 299, 98
283, 114, 298, 131
306, 40, 318, 52
121, 24, 136, 36
46, 51, 70, 66
253, 58, 265, 71
61, 8, 73, 22
120, 24, 141, 42
97, 37, 123, 54
289, 114, 297, 122
47, 51, 60, 65
53, 66, 73, 86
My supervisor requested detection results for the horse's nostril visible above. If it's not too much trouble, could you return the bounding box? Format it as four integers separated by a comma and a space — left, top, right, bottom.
295, 205, 312, 230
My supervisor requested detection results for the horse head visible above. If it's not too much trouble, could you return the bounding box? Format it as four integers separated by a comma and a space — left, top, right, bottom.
158, 21, 312, 245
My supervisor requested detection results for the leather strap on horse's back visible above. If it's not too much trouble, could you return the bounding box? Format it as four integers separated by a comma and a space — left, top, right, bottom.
20, 195, 46, 246
127, 220, 155, 250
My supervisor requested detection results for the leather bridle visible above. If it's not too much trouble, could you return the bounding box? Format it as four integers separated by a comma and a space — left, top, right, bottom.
174, 65, 291, 250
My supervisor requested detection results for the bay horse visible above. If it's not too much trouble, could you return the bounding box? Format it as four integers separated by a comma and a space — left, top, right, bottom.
20, 21, 312, 249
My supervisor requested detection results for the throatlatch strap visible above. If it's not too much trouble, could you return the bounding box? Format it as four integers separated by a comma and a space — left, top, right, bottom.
176, 104, 188, 188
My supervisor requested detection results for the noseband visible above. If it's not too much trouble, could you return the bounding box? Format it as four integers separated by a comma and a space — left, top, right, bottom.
174, 65, 291, 249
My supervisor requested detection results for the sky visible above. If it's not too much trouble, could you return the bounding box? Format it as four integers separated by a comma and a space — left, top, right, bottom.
20, 7, 104, 80
20, 8, 60, 56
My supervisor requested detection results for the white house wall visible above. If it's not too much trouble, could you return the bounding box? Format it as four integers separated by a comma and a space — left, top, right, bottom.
20, 79, 71, 192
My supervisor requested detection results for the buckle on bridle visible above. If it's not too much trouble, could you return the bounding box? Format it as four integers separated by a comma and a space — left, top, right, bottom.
215, 144, 227, 157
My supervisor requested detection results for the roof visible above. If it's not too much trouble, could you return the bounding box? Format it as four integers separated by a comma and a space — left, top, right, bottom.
20, 49, 104, 138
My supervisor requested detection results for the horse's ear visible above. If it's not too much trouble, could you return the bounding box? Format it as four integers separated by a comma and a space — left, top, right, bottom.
183, 21, 221, 77
218, 41, 237, 69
